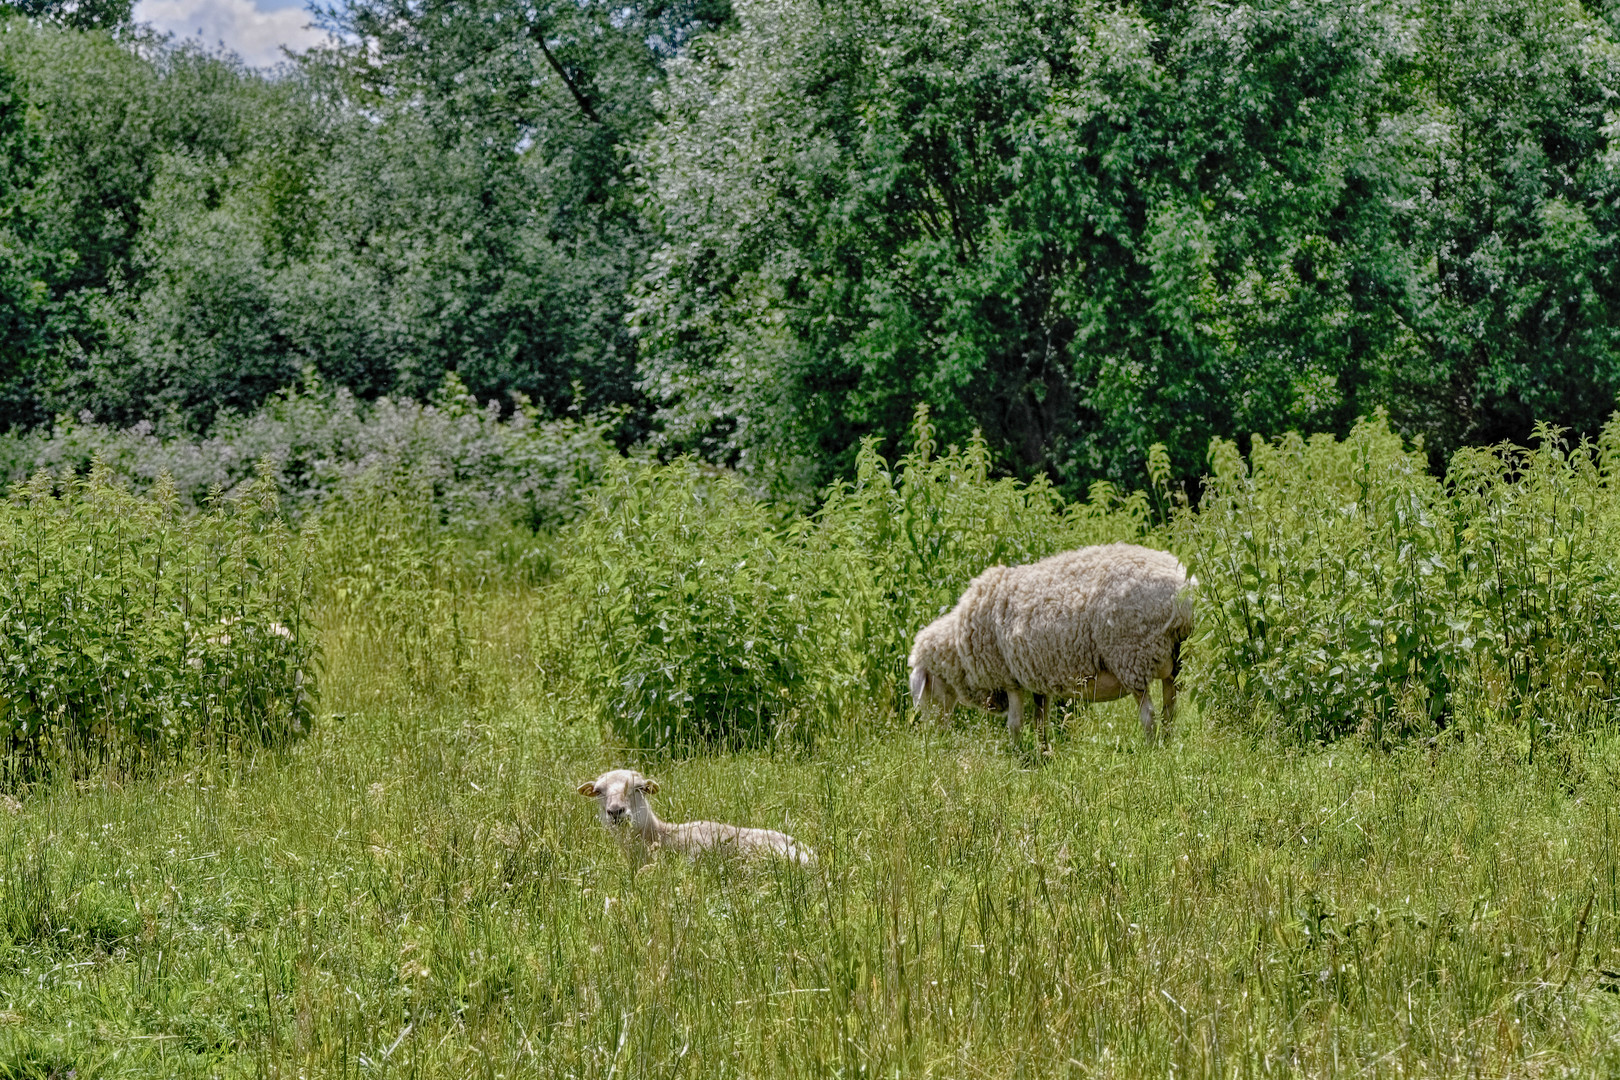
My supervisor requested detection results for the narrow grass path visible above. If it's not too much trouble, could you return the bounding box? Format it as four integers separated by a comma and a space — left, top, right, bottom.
4, 679, 1620, 1076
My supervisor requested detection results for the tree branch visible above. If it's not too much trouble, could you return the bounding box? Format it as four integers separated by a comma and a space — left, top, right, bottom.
529, 26, 604, 126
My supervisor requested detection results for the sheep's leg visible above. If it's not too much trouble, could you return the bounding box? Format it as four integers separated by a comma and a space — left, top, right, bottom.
1135, 689, 1156, 739
1158, 639, 1182, 734
1032, 692, 1049, 754
1006, 690, 1023, 740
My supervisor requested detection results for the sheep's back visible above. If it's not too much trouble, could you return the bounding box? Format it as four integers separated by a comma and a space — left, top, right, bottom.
990, 552, 1107, 693
952, 567, 1020, 692
994, 544, 1191, 694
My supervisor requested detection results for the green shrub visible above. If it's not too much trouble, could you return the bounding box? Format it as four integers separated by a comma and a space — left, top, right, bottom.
1183, 412, 1620, 743
1, 372, 619, 535
564, 403, 1620, 751
563, 457, 818, 750
1178, 414, 1462, 742
0, 461, 317, 774
1445, 423, 1620, 739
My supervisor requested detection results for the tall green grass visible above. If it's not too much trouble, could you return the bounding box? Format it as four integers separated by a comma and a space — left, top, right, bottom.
2, 592, 1619, 1076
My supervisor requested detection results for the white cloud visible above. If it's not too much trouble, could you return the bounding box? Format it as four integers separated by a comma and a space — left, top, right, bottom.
134, 0, 328, 69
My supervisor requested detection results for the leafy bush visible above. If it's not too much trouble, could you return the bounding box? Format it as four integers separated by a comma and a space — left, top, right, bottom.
1445, 423, 1620, 738
564, 458, 819, 749
1178, 415, 1462, 742
0, 462, 317, 774
1182, 412, 1620, 743
565, 403, 1620, 752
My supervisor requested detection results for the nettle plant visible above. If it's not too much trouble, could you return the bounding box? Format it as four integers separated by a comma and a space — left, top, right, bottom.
1181, 414, 1462, 743
1446, 423, 1620, 741
0, 461, 317, 774
311, 471, 478, 700
1183, 412, 1620, 744
564, 457, 819, 750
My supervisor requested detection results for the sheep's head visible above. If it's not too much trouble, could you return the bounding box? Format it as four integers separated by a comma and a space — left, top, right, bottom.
909, 615, 962, 718
577, 769, 659, 831
909, 663, 958, 715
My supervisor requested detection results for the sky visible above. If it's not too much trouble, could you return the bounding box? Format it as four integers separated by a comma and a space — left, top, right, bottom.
133, 0, 328, 69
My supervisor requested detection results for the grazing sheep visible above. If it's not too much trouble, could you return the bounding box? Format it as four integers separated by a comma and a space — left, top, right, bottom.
908, 543, 1196, 742
577, 769, 815, 866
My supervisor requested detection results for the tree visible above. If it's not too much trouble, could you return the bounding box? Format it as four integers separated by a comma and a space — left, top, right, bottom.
633, 0, 1381, 493
301, 0, 732, 420
1, 0, 133, 33
0, 49, 48, 424
1360, 0, 1620, 458
633, 0, 1620, 497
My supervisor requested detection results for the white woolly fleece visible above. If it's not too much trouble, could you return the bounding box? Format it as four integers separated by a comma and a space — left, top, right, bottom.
908, 542, 1195, 722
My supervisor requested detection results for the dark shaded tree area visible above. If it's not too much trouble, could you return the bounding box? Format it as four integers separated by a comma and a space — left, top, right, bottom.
0, 0, 1617, 496
637, 0, 1620, 494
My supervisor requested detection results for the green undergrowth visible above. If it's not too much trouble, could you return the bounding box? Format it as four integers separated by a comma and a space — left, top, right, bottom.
560, 405, 1150, 752
6, 409, 1620, 1074
1181, 414, 1620, 744
2, 580, 1620, 1076
565, 406, 1620, 752
0, 462, 317, 775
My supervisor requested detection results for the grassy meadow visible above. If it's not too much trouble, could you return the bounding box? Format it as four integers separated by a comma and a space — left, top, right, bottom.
4, 577, 1620, 1077
5, 414, 1620, 1075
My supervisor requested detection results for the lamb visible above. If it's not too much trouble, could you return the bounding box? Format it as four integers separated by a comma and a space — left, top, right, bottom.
908, 543, 1196, 743
577, 768, 815, 866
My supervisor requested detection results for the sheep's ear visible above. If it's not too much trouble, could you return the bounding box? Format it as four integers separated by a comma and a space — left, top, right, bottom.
641, 779, 659, 795
577, 782, 597, 797
909, 666, 930, 710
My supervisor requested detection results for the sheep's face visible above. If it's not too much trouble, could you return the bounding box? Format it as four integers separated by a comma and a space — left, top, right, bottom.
577, 769, 659, 831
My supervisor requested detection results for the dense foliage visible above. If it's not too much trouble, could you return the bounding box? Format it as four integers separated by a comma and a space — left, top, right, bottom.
0, 9, 674, 431
637, 0, 1620, 494
561, 408, 1620, 749
1184, 414, 1620, 743
0, 463, 317, 770
2, 0, 1619, 498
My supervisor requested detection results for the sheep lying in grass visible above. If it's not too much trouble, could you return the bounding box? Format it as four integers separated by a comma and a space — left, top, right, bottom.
577, 769, 815, 866
909, 543, 1196, 743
